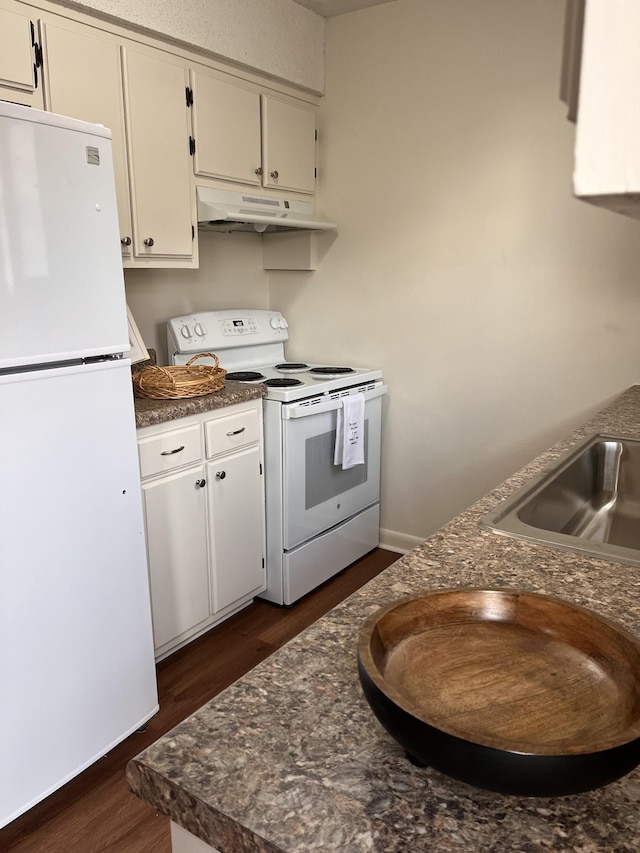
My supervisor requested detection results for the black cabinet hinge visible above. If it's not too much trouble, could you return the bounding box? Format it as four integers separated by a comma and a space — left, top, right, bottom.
189, 136, 196, 156
314, 167, 317, 179
30, 22, 43, 89
262, 557, 265, 568
259, 462, 263, 475
185, 86, 194, 107
315, 128, 318, 141
192, 225, 195, 240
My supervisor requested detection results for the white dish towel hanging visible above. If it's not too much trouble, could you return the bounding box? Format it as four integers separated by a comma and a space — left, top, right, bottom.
334, 393, 365, 469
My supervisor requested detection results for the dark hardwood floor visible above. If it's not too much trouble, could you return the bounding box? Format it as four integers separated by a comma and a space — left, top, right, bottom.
1, 548, 398, 853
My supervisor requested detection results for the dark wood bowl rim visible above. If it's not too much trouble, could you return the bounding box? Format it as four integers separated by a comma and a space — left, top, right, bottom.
358, 587, 640, 756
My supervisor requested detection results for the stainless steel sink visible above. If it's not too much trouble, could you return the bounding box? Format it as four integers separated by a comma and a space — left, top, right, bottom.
481, 433, 640, 566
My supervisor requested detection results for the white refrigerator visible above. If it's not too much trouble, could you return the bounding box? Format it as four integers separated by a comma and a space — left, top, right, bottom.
0, 102, 158, 828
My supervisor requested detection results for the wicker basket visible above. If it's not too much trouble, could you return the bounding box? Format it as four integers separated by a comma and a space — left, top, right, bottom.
133, 353, 226, 399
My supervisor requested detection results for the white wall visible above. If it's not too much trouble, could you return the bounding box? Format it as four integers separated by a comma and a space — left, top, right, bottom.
51, 0, 326, 93
269, 0, 640, 551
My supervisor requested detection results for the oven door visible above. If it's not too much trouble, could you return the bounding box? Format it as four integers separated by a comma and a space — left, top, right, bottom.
281, 384, 386, 550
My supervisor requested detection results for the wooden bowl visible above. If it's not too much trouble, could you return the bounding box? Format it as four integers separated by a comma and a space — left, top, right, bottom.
357, 588, 640, 796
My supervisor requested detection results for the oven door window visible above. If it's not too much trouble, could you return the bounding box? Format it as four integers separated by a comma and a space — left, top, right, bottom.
282, 396, 382, 550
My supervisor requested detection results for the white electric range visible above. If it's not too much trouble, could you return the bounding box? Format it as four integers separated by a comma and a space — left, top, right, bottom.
167, 309, 387, 605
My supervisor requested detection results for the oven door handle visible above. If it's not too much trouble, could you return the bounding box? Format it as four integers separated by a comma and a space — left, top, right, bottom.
282, 384, 387, 419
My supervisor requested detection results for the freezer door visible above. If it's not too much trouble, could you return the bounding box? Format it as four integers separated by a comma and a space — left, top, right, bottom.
0, 359, 158, 828
0, 103, 128, 369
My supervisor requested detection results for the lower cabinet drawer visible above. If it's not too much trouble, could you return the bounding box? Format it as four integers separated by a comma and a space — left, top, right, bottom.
138, 423, 202, 478
205, 407, 260, 458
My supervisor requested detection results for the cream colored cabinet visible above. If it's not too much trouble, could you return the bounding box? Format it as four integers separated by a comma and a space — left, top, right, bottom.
0, 5, 43, 108
261, 94, 317, 194
41, 21, 133, 259
190, 66, 317, 195
42, 22, 196, 266
573, 0, 640, 220
190, 69, 262, 187
138, 401, 265, 660
122, 45, 196, 263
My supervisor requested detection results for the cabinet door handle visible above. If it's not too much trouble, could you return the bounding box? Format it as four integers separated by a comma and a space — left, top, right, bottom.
254, 167, 263, 176
196, 479, 206, 488
143, 237, 155, 247
226, 427, 246, 436
121, 236, 132, 246
215, 471, 226, 480
270, 170, 279, 179
160, 445, 184, 456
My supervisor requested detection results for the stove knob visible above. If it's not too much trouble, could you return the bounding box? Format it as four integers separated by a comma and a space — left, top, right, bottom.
194, 322, 206, 337
180, 324, 192, 339
279, 317, 288, 329
270, 317, 280, 329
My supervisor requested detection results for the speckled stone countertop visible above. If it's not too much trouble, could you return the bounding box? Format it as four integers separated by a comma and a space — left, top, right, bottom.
134, 383, 266, 429
127, 385, 640, 852
132, 352, 267, 428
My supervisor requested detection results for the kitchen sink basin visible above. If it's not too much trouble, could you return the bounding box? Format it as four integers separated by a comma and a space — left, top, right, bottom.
481, 434, 640, 566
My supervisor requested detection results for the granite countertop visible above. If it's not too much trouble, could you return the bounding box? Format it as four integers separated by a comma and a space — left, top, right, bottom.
134, 383, 266, 429
127, 385, 640, 853
132, 352, 267, 429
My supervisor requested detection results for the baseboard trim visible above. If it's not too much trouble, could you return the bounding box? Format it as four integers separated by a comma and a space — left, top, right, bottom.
379, 528, 424, 555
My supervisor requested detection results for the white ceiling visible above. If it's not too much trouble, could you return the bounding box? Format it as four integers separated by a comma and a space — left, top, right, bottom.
291, 0, 397, 18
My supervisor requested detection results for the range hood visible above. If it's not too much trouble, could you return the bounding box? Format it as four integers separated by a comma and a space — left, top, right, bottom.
196, 187, 337, 233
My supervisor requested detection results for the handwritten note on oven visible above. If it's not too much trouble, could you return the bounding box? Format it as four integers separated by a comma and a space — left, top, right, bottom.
334, 393, 365, 469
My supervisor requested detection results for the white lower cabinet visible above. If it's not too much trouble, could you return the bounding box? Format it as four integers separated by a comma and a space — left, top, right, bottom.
207, 445, 265, 613
138, 401, 265, 660
142, 465, 210, 650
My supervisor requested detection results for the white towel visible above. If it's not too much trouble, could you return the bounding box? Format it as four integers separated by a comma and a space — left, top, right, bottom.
334, 393, 365, 469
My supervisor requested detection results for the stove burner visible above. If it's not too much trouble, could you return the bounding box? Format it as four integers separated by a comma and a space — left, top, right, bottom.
225, 371, 266, 382
274, 362, 309, 371
263, 377, 304, 388
308, 366, 356, 376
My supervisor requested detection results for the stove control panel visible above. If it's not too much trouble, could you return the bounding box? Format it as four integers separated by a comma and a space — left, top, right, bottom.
167, 309, 289, 355
219, 317, 260, 336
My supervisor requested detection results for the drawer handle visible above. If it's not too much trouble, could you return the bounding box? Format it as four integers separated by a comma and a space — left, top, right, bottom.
160, 445, 185, 456
226, 427, 246, 436
216, 471, 226, 480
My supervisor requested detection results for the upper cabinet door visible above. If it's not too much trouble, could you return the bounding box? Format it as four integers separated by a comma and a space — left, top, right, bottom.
191, 69, 262, 186
0, 7, 43, 108
121, 45, 194, 260
41, 21, 133, 258
573, 0, 640, 218
261, 95, 316, 195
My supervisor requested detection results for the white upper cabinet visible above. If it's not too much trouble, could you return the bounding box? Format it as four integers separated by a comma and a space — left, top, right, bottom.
261, 94, 317, 194
190, 69, 262, 186
121, 45, 196, 263
2, 0, 323, 266
573, 0, 640, 218
41, 21, 133, 258
190, 66, 318, 196
0, 5, 43, 108
42, 22, 196, 267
